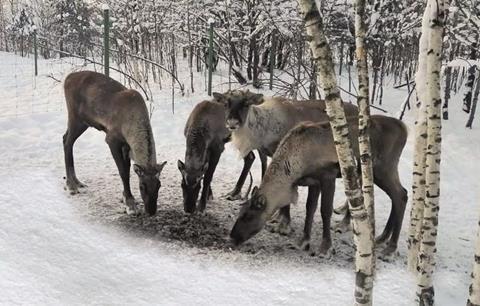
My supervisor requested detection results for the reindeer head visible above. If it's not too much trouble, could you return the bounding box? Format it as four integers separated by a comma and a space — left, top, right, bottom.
230, 186, 269, 245
177, 159, 208, 213
133, 161, 167, 216
213, 90, 264, 131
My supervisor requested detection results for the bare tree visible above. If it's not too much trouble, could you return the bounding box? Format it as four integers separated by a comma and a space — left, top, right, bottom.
466, 75, 480, 128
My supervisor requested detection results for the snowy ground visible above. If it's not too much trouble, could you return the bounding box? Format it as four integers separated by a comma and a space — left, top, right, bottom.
0, 51, 478, 305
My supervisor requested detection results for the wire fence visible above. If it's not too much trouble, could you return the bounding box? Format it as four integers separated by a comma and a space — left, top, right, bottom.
0, 18, 242, 119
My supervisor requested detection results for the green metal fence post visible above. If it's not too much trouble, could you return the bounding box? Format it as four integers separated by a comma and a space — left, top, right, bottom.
269, 30, 277, 90
103, 5, 110, 77
33, 29, 38, 76
207, 18, 214, 96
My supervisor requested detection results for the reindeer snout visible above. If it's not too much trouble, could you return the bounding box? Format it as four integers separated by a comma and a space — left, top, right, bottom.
226, 119, 240, 131
230, 226, 246, 246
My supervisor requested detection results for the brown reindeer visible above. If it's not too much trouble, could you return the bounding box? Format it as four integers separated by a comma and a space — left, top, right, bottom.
63, 71, 166, 216
178, 99, 266, 213
230, 115, 408, 256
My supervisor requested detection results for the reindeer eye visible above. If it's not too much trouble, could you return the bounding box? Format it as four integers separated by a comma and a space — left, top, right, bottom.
242, 211, 254, 222
252, 198, 265, 210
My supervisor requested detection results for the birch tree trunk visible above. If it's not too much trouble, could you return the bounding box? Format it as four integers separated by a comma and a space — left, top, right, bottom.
468, 210, 480, 306
407, 0, 430, 272
297, 1, 375, 305
408, 0, 449, 304
354, 0, 375, 245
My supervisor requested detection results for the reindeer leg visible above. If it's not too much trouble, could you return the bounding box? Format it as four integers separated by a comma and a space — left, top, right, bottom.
375, 208, 394, 245
335, 208, 352, 234
334, 199, 349, 215
374, 169, 408, 258
63, 121, 88, 194
259, 149, 268, 178
386, 186, 407, 255
199, 150, 221, 213
298, 185, 321, 251
208, 186, 214, 200
106, 136, 138, 215
226, 151, 255, 201
318, 178, 335, 256
269, 205, 293, 236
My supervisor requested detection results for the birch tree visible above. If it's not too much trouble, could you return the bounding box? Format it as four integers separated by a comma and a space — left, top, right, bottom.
468, 210, 480, 306
407, 0, 430, 272
354, 0, 375, 243
407, 0, 448, 304
297, 0, 375, 304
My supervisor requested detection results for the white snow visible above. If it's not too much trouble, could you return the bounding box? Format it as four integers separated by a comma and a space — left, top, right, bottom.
0, 51, 478, 305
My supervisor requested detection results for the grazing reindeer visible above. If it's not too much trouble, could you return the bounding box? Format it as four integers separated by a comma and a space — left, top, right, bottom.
178, 99, 267, 213
213, 90, 358, 232
230, 115, 408, 256
63, 71, 166, 216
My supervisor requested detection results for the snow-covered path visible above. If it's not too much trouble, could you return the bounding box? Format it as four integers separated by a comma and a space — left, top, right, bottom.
0, 168, 415, 305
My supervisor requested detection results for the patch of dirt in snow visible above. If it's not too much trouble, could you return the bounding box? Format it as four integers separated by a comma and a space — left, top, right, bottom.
63, 150, 404, 271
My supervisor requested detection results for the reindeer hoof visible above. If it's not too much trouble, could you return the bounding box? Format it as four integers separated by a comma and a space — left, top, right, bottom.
375, 234, 390, 245
333, 201, 348, 215
77, 182, 87, 188
225, 191, 242, 201
270, 220, 293, 236
197, 204, 207, 215
378, 245, 399, 262
125, 206, 141, 216
66, 181, 82, 195
316, 242, 334, 258
124, 197, 141, 216
333, 219, 351, 234
296, 237, 311, 251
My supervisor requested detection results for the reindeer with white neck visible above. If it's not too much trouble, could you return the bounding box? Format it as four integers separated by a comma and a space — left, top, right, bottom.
213, 90, 359, 233
63, 71, 166, 216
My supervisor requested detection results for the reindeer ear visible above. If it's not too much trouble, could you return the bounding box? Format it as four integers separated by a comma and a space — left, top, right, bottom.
213, 92, 226, 104
201, 162, 209, 174
133, 164, 145, 177
252, 194, 266, 211
251, 186, 258, 197
177, 160, 186, 179
258, 195, 267, 210
247, 93, 264, 105
156, 161, 167, 176
177, 160, 185, 171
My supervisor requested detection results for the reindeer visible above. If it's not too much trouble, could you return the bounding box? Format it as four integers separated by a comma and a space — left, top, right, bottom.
63, 71, 167, 216
178, 99, 267, 213
230, 115, 408, 256
212, 90, 358, 232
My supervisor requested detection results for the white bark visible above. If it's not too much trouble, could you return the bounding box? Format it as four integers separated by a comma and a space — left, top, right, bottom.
355, 0, 375, 243
297, 1, 374, 305
354, 0, 376, 303
410, 0, 449, 305
407, 0, 430, 272
468, 211, 480, 306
